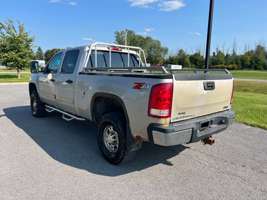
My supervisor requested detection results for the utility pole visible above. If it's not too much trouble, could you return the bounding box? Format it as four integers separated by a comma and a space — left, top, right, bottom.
205, 0, 215, 70
125, 30, 128, 46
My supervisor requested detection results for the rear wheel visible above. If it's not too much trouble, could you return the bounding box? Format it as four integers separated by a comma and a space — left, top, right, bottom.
97, 112, 127, 165
30, 89, 46, 117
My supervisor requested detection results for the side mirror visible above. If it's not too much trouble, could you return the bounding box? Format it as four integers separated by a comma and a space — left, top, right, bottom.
30, 60, 46, 73
47, 73, 53, 80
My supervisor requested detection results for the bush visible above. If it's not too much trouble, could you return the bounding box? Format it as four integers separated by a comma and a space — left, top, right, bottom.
212, 64, 240, 70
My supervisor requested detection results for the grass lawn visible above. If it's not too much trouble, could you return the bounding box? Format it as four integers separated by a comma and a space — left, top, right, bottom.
233, 80, 267, 129
231, 70, 267, 80
0, 73, 30, 83
234, 80, 267, 94
0, 68, 30, 73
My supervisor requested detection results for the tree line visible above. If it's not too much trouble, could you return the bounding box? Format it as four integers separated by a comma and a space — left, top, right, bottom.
1, 21, 266, 79
116, 30, 267, 70
165, 45, 267, 70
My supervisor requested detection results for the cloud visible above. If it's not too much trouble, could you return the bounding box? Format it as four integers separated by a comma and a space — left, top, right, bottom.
49, 0, 77, 6
144, 27, 155, 33
68, 1, 77, 6
49, 0, 61, 3
159, 0, 185, 11
82, 37, 94, 42
189, 32, 201, 37
137, 27, 155, 36
128, 0, 159, 7
128, 0, 185, 11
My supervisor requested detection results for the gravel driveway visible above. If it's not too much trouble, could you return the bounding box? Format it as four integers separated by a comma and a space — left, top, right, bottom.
0, 84, 267, 200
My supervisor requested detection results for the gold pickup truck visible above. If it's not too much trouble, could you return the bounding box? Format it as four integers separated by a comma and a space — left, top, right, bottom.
29, 43, 235, 164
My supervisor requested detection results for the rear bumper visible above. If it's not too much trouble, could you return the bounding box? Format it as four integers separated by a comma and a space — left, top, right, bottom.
147, 110, 235, 147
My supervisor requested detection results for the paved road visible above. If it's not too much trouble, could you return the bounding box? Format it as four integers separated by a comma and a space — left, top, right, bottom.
0, 85, 267, 200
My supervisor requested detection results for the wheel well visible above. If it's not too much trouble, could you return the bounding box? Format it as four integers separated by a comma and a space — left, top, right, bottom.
91, 94, 128, 125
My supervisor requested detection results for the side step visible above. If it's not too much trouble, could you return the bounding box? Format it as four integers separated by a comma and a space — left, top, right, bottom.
45, 105, 86, 122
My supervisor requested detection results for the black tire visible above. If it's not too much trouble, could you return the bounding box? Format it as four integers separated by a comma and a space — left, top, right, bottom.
30, 89, 46, 117
97, 112, 127, 165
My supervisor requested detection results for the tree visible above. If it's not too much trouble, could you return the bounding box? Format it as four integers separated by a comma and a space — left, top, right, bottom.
240, 51, 253, 69
165, 44, 267, 70
189, 52, 205, 68
0, 20, 34, 78
115, 30, 168, 65
35, 46, 44, 60
251, 45, 267, 70
176, 49, 191, 68
166, 50, 197, 68
44, 48, 62, 63
222, 51, 241, 70
165, 55, 178, 65
211, 49, 225, 66
224, 53, 231, 66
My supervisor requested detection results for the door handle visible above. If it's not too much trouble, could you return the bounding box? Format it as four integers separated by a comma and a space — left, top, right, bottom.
65, 80, 73, 84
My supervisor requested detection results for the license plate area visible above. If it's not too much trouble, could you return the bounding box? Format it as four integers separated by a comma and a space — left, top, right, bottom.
199, 120, 211, 132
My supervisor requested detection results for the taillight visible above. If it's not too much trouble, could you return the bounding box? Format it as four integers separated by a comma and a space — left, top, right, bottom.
231, 82, 234, 104
148, 83, 173, 118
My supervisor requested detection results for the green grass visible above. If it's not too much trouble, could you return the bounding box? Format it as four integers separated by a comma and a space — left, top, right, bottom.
0, 73, 30, 83
0, 68, 30, 73
234, 80, 267, 94
231, 70, 267, 80
233, 80, 267, 129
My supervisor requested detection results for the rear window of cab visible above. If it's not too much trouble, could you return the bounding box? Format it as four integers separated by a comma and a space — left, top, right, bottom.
87, 50, 141, 68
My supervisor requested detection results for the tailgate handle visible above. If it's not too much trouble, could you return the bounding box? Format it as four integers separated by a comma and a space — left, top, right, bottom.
204, 81, 215, 90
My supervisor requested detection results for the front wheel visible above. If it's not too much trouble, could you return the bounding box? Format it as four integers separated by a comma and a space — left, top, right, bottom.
97, 112, 127, 165
30, 89, 46, 117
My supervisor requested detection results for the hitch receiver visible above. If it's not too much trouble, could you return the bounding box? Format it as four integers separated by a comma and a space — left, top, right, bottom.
202, 136, 215, 145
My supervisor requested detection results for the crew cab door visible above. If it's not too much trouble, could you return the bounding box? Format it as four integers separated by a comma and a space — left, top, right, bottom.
56, 49, 80, 114
38, 52, 63, 105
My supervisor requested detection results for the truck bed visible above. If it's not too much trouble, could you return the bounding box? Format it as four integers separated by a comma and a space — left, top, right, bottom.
80, 67, 233, 123
80, 67, 232, 78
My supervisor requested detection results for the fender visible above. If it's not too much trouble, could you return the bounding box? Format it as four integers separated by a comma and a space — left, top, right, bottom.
91, 92, 134, 148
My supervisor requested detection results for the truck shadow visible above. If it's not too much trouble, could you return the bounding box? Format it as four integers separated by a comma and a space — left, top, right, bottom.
4, 106, 189, 177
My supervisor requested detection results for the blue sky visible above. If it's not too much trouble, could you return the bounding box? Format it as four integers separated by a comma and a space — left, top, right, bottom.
1, 0, 266, 54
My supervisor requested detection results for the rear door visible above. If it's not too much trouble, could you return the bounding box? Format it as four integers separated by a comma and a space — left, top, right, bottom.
171, 71, 234, 122
56, 49, 80, 113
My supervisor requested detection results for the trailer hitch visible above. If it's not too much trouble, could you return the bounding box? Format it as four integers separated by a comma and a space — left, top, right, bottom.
202, 136, 215, 145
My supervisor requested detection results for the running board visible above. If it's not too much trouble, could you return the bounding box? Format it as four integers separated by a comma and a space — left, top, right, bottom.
45, 105, 86, 122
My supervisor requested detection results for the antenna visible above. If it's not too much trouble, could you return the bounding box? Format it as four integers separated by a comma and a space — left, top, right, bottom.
205, 0, 215, 70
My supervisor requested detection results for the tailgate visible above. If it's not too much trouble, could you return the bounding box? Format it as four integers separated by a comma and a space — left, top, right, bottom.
171, 70, 233, 122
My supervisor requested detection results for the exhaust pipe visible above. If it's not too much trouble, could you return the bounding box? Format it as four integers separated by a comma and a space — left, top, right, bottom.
202, 136, 215, 145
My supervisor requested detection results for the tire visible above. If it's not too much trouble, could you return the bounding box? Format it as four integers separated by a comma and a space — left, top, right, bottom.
30, 89, 46, 117
97, 112, 127, 165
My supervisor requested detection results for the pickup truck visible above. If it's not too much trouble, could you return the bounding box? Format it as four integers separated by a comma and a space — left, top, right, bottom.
29, 42, 235, 164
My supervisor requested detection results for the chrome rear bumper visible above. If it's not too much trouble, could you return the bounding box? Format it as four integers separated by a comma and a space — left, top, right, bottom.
148, 110, 235, 147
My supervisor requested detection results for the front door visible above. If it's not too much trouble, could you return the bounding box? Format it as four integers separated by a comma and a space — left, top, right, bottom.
38, 52, 63, 106
56, 49, 80, 114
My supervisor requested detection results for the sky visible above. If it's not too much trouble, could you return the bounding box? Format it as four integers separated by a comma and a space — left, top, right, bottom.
0, 0, 266, 54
